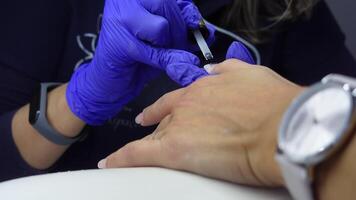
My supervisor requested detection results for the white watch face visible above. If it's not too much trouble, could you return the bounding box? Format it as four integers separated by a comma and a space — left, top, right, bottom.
281, 87, 352, 163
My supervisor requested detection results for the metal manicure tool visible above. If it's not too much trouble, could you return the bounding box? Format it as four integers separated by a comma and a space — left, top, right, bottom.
192, 20, 215, 64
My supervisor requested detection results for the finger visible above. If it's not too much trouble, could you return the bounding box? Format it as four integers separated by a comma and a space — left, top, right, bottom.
141, 114, 172, 140
137, 45, 200, 68
211, 59, 252, 75
153, 48, 201, 69
153, 114, 171, 133
101, 140, 165, 169
226, 41, 256, 64
176, 0, 202, 29
142, 133, 154, 140
166, 63, 208, 86
140, 0, 187, 49
177, 0, 216, 50
123, 2, 170, 46
138, 89, 186, 126
137, 45, 204, 86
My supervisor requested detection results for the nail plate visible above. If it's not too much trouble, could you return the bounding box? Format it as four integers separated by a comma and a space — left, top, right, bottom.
135, 113, 143, 125
204, 64, 216, 74
98, 159, 107, 169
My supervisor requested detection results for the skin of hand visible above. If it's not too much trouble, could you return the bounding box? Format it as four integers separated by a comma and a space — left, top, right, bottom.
98, 59, 304, 186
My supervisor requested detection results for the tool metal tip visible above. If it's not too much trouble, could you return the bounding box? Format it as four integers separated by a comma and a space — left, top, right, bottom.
199, 20, 206, 28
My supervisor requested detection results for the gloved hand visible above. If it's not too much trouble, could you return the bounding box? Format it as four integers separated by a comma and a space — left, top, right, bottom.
66, 0, 210, 125
204, 41, 256, 74
226, 41, 256, 64
176, 0, 215, 50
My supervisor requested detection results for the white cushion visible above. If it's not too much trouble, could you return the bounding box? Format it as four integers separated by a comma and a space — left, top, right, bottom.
0, 168, 291, 200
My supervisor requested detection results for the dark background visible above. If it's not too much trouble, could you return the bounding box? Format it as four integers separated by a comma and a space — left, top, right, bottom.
326, 0, 356, 58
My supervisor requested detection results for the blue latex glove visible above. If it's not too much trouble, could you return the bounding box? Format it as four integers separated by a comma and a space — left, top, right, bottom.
203, 41, 256, 75
66, 0, 210, 125
226, 41, 256, 64
115, 0, 214, 50
177, 0, 215, 49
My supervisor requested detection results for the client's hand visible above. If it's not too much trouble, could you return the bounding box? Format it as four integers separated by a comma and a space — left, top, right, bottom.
98, 57, 304, 186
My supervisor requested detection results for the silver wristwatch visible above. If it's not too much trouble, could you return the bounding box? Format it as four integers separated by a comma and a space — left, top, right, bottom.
276, 74, 356, 200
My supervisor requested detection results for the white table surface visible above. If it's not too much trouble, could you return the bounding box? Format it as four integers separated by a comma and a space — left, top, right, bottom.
0, 167, 291, 200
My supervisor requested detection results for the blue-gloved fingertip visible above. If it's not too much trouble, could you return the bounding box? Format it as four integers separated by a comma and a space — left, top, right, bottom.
177, 0, 201, 29
143, 47, 201, 71
166, 63, 208, 87
226, 41, 256, 65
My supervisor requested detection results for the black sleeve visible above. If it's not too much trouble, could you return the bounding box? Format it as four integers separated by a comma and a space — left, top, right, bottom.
0, 0, 69, 181
0, 111, 44, 181
273, 0, 356, 85
0, 0, 70, 83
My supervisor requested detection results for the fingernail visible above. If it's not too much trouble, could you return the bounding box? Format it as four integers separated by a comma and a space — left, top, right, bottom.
135, 113, 143, 125
204, 64, 216, 75
98, 159, 107, 169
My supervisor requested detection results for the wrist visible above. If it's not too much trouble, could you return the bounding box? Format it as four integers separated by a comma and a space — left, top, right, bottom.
276, 74, 356, 200
66, 62, 133, 125
47, 84, 85, 137
315, 128, 356, 200
254, 85, 306, 187
271, 85, 307, 187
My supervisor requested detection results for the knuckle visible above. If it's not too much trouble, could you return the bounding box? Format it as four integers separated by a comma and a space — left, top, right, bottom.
121, 143, 139, 163
189, 76, 212, 89
156, 93, 171, 108
151, 19, 169, 33
159, 114, 173, 127
118, 10, 131, 25
164, 136, 185, 163
106, 154, 119, 167
178, 89, 201, 107
223, 59, 240, 65
169, 110, 184, 124
124, 143, 139, 155
256, 66, 273, 74
160, 93, 171, 102
215, 59, 246, 72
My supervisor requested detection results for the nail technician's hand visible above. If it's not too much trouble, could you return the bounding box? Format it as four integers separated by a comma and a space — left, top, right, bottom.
66, 0, 209, 125
99, 59, 305, 186
176, 0, 215, 49
203, 41, 256, 74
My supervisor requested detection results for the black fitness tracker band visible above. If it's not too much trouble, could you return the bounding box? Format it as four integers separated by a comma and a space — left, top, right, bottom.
29, 83, 84, 146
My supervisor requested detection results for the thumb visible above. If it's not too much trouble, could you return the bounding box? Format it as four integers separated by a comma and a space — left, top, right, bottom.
140, 0, 187, 48
100, 139, 167, 169
166, 62, 208, 87
177, 0, 216, 50
139, 45, 208, 86
177, 0, 202, 29
226, 41, 256, 65
138, 88, 186, 126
